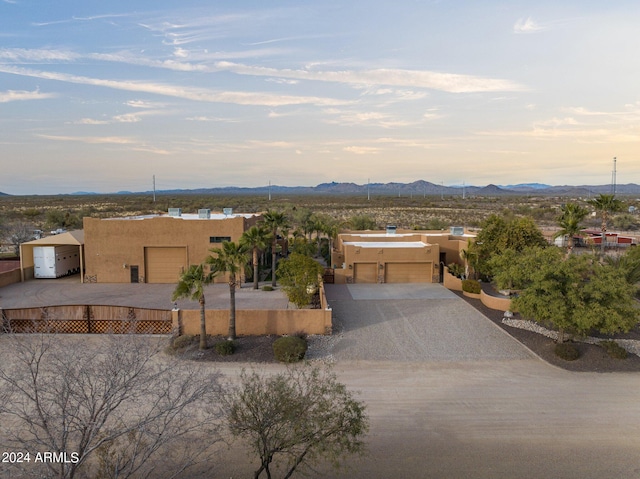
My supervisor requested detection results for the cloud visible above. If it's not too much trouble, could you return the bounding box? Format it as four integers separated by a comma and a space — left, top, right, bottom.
185, 116, 241, 123
75, 118, 109, 125
534, 117, 580, 127
36, 134, 136, 144
0, 48, 78, 62
513, 17, 545, 34
126, 100, 165, 109
0, 89, 57, 102
215, 61, 526, 93
0, 65, 349, 107
343, 146, 380, 155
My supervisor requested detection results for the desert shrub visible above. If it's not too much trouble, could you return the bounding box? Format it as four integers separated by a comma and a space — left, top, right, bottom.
600, 340, 628, 359
461, 279, 481, 294
262, 285, 274, 291
555, 343, 580, 361
215, 339, 236, 356
447, 263, 465, 278
291, 330, 308, 340
273, 336, 307, 363
171, 334, 196, 350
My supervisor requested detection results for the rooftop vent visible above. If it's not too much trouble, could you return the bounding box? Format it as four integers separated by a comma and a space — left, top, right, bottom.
168, 208, 182, 217
198, 208, 211, 219
386, 225, 397, 235
450, 226, 464, 236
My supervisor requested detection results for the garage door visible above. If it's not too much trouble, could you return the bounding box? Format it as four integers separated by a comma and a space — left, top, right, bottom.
145, 247, 187, 283
354, 263, 377, 283
385, 262, 432, 283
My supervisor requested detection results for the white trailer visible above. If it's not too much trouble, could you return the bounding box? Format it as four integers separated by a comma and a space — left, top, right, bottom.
33, 245, 80, 279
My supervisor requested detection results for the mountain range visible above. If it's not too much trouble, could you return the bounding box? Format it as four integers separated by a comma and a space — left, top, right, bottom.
129, 180, 640, 197
2, 181, 639, 197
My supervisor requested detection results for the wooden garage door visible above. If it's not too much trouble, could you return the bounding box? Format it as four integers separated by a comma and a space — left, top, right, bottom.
385, 262, 432, 283
354, 263, 377, 283
145, 247, 187, 283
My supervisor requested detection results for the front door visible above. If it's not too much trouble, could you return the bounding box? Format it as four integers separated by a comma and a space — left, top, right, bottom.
130, 265, 139, 283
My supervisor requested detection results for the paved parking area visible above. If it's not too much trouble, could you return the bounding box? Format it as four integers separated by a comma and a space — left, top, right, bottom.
323, 284, 534, 362
0, 276, 290, 310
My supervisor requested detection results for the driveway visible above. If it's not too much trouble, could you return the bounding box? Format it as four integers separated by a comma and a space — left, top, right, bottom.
0, 276, 290, 310
322, 283, 534, 362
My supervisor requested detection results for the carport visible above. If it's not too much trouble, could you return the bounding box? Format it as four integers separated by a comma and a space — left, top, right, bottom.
19, 230, 85, 283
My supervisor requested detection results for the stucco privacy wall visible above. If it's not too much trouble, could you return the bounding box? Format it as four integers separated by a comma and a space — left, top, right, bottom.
83, 213, 260, 283
177, 308, 332, 336
0, 268, 21, 287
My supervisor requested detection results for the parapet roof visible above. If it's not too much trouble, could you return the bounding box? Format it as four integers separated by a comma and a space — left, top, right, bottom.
343, 241, 429, 248
106, 213, 260, 221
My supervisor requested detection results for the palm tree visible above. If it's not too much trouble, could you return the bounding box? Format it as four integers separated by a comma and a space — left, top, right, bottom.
261, 210, 289, 287
172, 263, 215, 350
240, 225, 272, 290
588, 194, 623, 250
555, 203, 588, 255
207, 241, 249, 340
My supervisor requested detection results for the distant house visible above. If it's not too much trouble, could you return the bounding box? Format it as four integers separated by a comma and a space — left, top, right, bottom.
581, 229, 636, 246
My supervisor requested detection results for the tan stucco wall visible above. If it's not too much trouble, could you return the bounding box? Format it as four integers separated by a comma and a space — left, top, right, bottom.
179, 308, 332, 336
84, 214, 260, 283
443, 268, 463, 291
0, 268, 21, 287
480, 290, 513, 312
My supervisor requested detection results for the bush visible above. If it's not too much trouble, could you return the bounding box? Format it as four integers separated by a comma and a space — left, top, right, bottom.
262, 285, 274, 291
600, 340, 628, 359
273, 336, 307, 363
462, 279, 481, 294
447, 263, 465, 278
215, 339, 236, 356
555, 342, 580, 361
171, 335, 196, 350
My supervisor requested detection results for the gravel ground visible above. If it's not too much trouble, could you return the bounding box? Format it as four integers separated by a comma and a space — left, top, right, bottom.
454, 291, 640, 372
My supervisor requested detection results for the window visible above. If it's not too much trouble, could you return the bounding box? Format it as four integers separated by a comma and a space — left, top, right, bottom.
210, 236, 231, 243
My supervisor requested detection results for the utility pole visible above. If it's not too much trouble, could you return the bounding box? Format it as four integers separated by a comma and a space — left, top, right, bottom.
611, 157, 617, 195
268, 180, 271, 201
367, 178, 370, 201
153, 175, 156, 202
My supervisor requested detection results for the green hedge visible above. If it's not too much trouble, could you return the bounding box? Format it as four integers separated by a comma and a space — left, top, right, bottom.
555, 342, 580, 361
600, 340, 628, 359
273, 336, 307, 363
461, 279, 481, 294
215, 340, 236, 356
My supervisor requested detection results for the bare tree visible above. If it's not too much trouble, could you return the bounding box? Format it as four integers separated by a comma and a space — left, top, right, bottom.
0, 334, 223, 479
223, 364, 369, 479
5, 221, 34, 257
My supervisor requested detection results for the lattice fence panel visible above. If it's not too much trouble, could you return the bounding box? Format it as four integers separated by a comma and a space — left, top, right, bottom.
2, 306, 171, 335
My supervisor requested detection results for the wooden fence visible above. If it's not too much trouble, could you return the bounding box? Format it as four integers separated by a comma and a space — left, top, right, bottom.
1, 305, 172, 334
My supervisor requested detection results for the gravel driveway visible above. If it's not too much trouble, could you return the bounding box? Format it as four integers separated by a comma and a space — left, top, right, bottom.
317, 284, 534, 362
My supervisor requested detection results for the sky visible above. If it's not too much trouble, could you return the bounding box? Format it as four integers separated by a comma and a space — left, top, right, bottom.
1, 1, 639, 195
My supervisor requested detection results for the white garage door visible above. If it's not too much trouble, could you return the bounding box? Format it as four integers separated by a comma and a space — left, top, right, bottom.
145, 247, 187, 283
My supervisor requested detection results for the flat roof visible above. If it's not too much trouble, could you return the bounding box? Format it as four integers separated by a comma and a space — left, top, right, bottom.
344, 241, 429, 248
106, 213, 260, 221
345, 233, 417, 238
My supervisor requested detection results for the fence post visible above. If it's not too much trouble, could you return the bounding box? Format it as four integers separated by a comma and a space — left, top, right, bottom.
86, 305, 92, 334
171, 308, 182, 336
